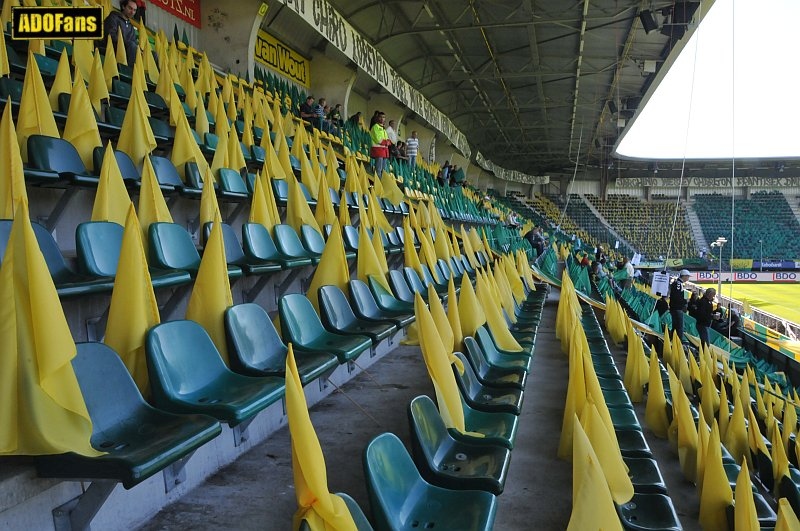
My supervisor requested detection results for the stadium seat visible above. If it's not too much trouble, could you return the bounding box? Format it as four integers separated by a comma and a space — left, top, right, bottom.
616, 493, 682, 531
388, 269, 419, 305
149, 155, 202, 197
278, 293, 371, 364
27, 134, 99, 186
318, 285, 397, 344
76, 221, 191, 288
407, 395, 510, 495
224, 304, 338, 385
272, 224, 316, 264
452, 352, 523, 415
342, 225, 360, 254
242, 223, 312, 269
146, 320, 286, 426
462, 337, 527, 390
299, 224, 325, 264
624, 457, 668, 495
148, 222, 243, 280
349, 279, 415, 329
91, 145, 140, 183
367, 276, 415, 314
297, 492, 373, 531
447, 394, 518, 450
202, 222, 281, 275
363, 432, 497, 531
35, 342, 221, 489
217, 168, 250, 201
473, 327, 531, 371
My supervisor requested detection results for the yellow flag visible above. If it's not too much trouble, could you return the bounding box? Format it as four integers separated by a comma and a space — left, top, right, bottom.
0, 105, 27, 219
117, 82, 157, 166
338, 191, 350, 228
644, 349, 669, 438
285, 172, 320, 234
17, 50, 59, 162
427, 284, 455, 360
137, 156, 173, 255
0, 20, 10, 77
286, 345, 359, 530
195, 94, 210, 139
198, 166, 222, 229
249, 171, 277, 230
306, 220, 350, 314
226, 123, 247, 172
91, 142, 131, 224
402, 217, 423, 272
49, 48, 72, 111
357, 223, 390, 293
298, 145, 319, 200
447, 278, 464, 352
88, 50, 109, 116
72, 38, 93, 82
63, 70, 102, 169
475, 271, 522, 352
209, 123, 230, 175
734, 461, 759, 531
559, 321, 587, 460
370, 227, 390, 276
699, 420, 734, 530
458, 273, 487, 338
185, 217, 233, 366
114, 24, 128, 66
314, 177, 337, 229
776, 498, 800, 531
581, 401, 634, 504
171, 104, 208, 181
674, 367, 698, 482
696, 408, 710, 495
104, 204, 160, 396
102, 35, 119, 91
0, 201, 99, 456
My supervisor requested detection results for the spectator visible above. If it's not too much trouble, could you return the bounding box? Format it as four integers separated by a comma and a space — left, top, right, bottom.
134, 0, 146, 23
442, 160, 450, 182
313, 97, 326, 131
507, 212, 520, 228
369, 110, 381, 128
385, 120, 398, 144
370, 112, 390, 178
621, 256, 634, 289
104, 0, 140, 66
347, 111, 362, 126
669, 269, 691, 343
655, 292, 669, 316
299, 96, 316, 121
327, 104, 343, 134
406, 131, 419, 168
695, 287, 717, 347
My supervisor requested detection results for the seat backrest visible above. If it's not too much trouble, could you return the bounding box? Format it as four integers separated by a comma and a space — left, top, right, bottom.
436, 259, 453, 282
289, 154, 301, 171
278, 293, 326, 345
419, 264, 438, 286
386, 231, 401, 247
389, 269, 415, 303
363, 433, 423, 520
0, 77, 23, 101
146, 320, 231, 399
272, 179, 289, 203
205, 132, 219, 150
342, 225, 359, 252
395, 226, 406, 244
28, 135, 87, 174
76, 221, 124, 277
273, 225, 309, 259
0, 220, 74, 281
92, 145, 140, 181
224, 304, 288, 374
463, 336, 489, 371
149, 222, 201, 271
403, 267, 427, 295
149, 155, 183, 187
298, 182, 313, 202
148, 116, 174, 139
349, 279, 382, 319
72, 342, 150, 436
408, 395, 447, 453
318, 285, 358, 330
218, 168, 249, 194
144, 91, 168, 111
328, 187, 340, 206
184, 161, 204, 189
242, 223, 281, 261
450, 257, 465, 277
106, 105, 126, 127
368, 276, 404, 308
300, 225, 325, 255
202, 222, 246, 263
111, 79, 132, 98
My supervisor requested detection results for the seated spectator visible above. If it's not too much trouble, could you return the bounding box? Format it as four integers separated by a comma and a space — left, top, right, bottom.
313, 97, 327, 131
299, 96, 316, 121
327, 104, 343, 134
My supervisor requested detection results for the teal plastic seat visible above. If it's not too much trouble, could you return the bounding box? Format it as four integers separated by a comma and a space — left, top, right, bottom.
349, 279, 415, 329
318, 285, 397, 344
463, 337, 527, 390
35, 342, 222, 489
242, 223, 311, 269
363, 433, 497, 531
299, 224, 325, 264
617, 429, 652, 458
624, 457, 668, 494
273, 224, 316, 263
402, 267, 432, 300
342, 225, 360, 253
148, 222, 243, 280
76, 221, 191, 288
617, 493, 682, 531
271, 178, 289, 206
368, 275, 415, 313
452, 352, 523, 415
279, 294, 371, 364
449, 395, 519, 450
477, 323, 534, 357
418, 264, 449, 296
224, 304, 338, 385
474, 327, 531, 371
0, 220, 115, 297
202, 222, 281, 274
146, 320, 285, 426
216, 168, 249, 200
387, 269, 419, 305
149, 155, 201, 198
91, 145, 140, 183
27, 134, 99, 186
408, 395, 510, 495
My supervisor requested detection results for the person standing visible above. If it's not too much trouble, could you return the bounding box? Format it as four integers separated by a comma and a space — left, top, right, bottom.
406, 131, 419, 168
370, 112, 389, 178
695, 287, 717, 347
621, 256, 634, 289
385, 120, 398, 144
669, 269, 691, 344
104, 0, 139, 66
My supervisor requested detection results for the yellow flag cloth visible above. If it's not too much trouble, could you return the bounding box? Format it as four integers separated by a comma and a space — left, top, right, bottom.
458, 272, 487, 338
581, 401, 634, 504
771, 420, 791, 493
568, 417, 623, 531
475, 271, 522, 352
314, 178, 337, 229
447, 278, 464, 352
103, 35, 119, 91
199, 166, 222, 229
380, 170, 405, 205
699, 420, 734, 530
262, 171, 282, 231
776, 498, 800, 531
644, 348, 669, 438
306, 220, 350, 314
0, 105, 27, 219
104, 204, 160, 396
370, 228, 390, 276
357, 223, 390, 293
460, 225, 479, 269
49, 48, 72, 112
696, 408, 710, 495
734, 460, 759, 531
415, 293, 469, 434
115, 25, 128, 65
195, 95, 210, 139
185, 217, 233, 366
117, 82, 157, 166
88, 50, 109, 116
434, 224, 452, 262
137, 156, 173, 256
249, 171, 276, 230
0, 201, 99, 456
286, 172, 321, 234
171, 104, 208, 181
357, 197, 370, 231
403, 218, 423, 272
17, 50, 59, 162
299, 145, 319, 200
226, 124, 247, 172
91, 142, 131, 224
558, 321, 587, 460
338, 191, 350, 228
262, 128, 287, 180
0, 24, 9, 77
72, 38, 93, 82
427, 284, 464, 375
63, 71, 102, 169
286, 345, 358, 530
209, 123, 230, 175
674, 372, 699, 483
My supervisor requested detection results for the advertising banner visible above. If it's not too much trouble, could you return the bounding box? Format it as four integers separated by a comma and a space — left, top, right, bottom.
149, 0, 201, 28
690, 271, 800, 283
255, 29, 310, 88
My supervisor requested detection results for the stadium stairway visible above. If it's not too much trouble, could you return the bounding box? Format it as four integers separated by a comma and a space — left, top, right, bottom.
782, 191, 800, 228
684, 202, 710, 253
576, 193, 636, 253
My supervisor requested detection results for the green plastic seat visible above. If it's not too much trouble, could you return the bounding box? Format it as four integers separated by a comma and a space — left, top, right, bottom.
242, 223, 311, 269
363, 433, 497, 531
342, 225, 360, 253
349, 279, 415, 329
418, 264, 449, 296
609, 407, 642, 431
402, 267, 434, 301
217, 168, 249, 201
224, 304, 337, 385
725, 491, 777, 528
368, 275, 415, 313
474, 327, 531, 372
449, 395, 519, 450
616, 493, 682, 531
146, 320, 286, 426
271, 178, 289, 206
453, 352, 523, 415
91, 145, 140, 183
318, 285, 397, 344
76, 221, 191, 288
273, 224, 316, 264
602, 388, 635, 409
35, 342, 222, 489
463, 337, 527, 390
617, 429, 652, 458
299, 224, 325, 264
27, 134, 99, 186
0, 220, 115, 297
279, 293, 371, 364
148, 222, 243, 280
388, 269, 420, 304
624, 457, 668, 494
202, 222, 281, 274
150, 155, 201, 198
408, 395, 510, 495
148, 116, 174, 141
477, 324, 534, 358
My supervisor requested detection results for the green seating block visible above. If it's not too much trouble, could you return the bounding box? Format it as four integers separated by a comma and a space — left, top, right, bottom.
453, 352, 523, 415
463, 337, 527, 390
318, 285, 397, 344
349, 279, 415, 329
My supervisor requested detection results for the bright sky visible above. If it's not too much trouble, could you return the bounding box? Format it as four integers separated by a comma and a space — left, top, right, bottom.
615, 0, 800, 160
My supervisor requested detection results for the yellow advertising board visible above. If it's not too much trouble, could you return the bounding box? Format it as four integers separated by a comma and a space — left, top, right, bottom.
255, 29, 310, 88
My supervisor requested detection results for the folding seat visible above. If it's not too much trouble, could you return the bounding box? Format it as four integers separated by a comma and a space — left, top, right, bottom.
203, 132, 219, 155
27, 134, 99, 186
298, 493, 373, 531
407, 395, 511, 495
149, 155, 201, 198
92, 145, 140, 184
452, 352, 523, 415
341, 224, 360, 254
349, 279, 415, 329
382, 229, 403, 255
148, 115, 174, 142
0, 219, 115, 297
271, 178, 289, 206
299, 224, 326, 264
278, 293, 371, 364
242, 223, 312, 269
318, 285, 397, 344
224, 303, 338, 385
216, 168, 250, 201
148, 222, 242, 280
462, 337, 527, 390
76, 221, 191, 288
369, 275, 415, 313
35, 342, 221, 489
202, 222, 281, 275
272, 225, 316, 264
389, 269, 421, 304
251, 145, 266, 167
363, 433, 497, 531
146, 320, 286, 426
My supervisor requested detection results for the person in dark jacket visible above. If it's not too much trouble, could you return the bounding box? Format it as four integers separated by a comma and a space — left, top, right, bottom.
654, 292, 669, 316
669, 269, 691, 343
104, 0, 139, 66
695, 288, 717, 347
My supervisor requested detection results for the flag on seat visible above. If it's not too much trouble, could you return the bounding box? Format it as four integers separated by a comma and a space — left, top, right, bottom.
137, 156, 173, 256
699, 420, 733, 530
285, 345, 358, 530
0, 105, 26, 219
92, 141, 131, 225
0, 201, 99, 456
0, 26, 9, 77
105, 204, 160, 396
458, 272, 487, 338
49, 48, 72, 112
357, 223, 389, 292
88, 49, 109, 116
306, 220, 349, 314
63, 70, 102, 169
199, 166, 221, 228
644, 349, 669, 438
117, 81, 157, 166
581, 401, 634, 504
250, 170, 280, 231
286, 172, 320, 234
17, 50, 59, 162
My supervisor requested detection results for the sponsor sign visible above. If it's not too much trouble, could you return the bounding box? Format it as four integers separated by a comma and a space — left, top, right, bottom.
149, 0, 201, 28
11, 6, 102, 39
615, 176, 800, 188
690, 271, 800, 283
255, 30, 310, 88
